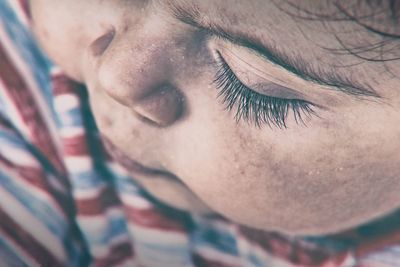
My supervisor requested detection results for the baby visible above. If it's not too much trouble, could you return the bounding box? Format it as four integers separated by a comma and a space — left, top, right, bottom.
1, 0, 400, 266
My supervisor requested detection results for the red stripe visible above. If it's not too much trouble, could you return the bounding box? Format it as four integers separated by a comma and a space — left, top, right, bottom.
0, 116, 74, 220
0, 207, 64, 267
76, 186, 120, 216
125, 206, 185, 232
0, 41, 66, 176
17, 0, 31, 19
317, 252, 352, 267
0, 154, 47, 191
0, 152, 76, 220
19, 167, 50, 190
63, 135, 90, 156
93, 242, 134, 267
239, 226, 331, 266
192, 253, 239, 267
290, 244, 330, 266
51, 74, 81, 96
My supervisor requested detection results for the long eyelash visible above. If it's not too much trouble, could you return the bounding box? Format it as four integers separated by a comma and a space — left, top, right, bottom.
213, 52, 316, 129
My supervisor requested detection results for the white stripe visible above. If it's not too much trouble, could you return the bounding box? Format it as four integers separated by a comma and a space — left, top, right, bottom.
237, 237, 304, 267
192, 215, 237, 233
135, 244, 192, 267
54, 94, 80, 112
0, 187, 67, 263
51, 66, 63, 76
64, 156, 93, 172
361, 247, 400, 266
341, 253, 357, 267
194, 246, 242, 266
89, 235, 131, 259
88, 243, 109, 258
77, 207, 125, 225
107, 162, 129, 176
120, 194, 152, 209
0, 160, 68, 225
0, 19, 62, 155
73, 183, 107, 199
60, 127, 85, 138
76, 207, 127, 257
0, 142, 40, 168
388, 245, 400, 253
128, 224, 189, 245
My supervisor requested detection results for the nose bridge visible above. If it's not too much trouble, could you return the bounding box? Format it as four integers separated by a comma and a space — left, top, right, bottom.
95, 19, 186, 127
97, 28, 173, 105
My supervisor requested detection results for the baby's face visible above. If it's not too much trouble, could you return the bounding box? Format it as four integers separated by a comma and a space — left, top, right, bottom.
30, 0, 400, 235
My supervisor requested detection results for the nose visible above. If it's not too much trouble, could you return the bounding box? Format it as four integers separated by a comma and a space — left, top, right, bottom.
92, 23, 185, 127
132, 85, 184, 126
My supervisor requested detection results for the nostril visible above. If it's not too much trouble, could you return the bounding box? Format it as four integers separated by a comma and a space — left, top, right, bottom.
89, 28, 115, 57
134, 87, 184, 127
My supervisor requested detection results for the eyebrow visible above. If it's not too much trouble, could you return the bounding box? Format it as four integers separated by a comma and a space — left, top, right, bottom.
169, 3, 380, 98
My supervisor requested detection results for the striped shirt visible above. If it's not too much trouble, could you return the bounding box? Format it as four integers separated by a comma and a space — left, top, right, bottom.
1, 1, 400, 266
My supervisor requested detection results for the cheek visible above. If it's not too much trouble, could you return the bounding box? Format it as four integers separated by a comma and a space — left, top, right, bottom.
31, 3, 77, 77
87, 86, 138, 149
87, 87, 116, 135
175, 104, 400, 235
171, 121, 285, 225
86, 85, 135, 159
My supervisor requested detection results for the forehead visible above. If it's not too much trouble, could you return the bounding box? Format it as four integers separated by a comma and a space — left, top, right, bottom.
167, 0, 399, 94
169, 0, 388, 60
33, 0, 400, 97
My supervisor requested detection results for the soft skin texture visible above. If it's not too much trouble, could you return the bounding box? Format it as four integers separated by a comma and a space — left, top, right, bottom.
30, 0, 400, 235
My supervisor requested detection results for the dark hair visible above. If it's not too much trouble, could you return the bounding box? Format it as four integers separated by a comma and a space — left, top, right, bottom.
272, 0, 400, 63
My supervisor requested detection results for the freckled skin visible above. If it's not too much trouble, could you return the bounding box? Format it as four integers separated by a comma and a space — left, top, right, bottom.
30, 0, 400, 235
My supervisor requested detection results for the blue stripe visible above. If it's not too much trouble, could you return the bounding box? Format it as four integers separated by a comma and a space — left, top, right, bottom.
191, 222, 239, 256
65, 236, 91, 267
0, 0, 59, 127
133, 243, 191, 266
69, 170, 107, 190
0, 237, 30, 267
138, 240, 190, 257
114, 173, 141, 195
0, 114, 87, 265
248, 253, 267, 267
80, 211, 129, 246
59, 109, 84, 128
62, 237, 88, 267
0, 130, 27, 149
0, 169, 69, 242
302, 236, 351, 251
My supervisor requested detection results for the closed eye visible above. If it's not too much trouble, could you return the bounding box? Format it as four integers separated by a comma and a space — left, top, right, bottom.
213, 51, 317, 129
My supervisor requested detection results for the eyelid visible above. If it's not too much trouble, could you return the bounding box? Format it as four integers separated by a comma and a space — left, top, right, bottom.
213, 51, 318, 128
214, 48, 307, 100
211, 36, 297, 85
251, 82, 306, 99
